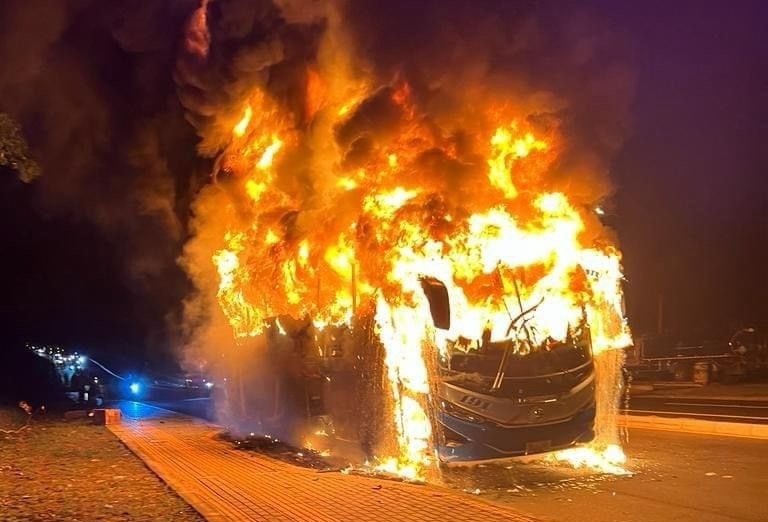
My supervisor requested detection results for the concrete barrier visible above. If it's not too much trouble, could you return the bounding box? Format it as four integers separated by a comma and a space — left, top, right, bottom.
619, 414, 768, 439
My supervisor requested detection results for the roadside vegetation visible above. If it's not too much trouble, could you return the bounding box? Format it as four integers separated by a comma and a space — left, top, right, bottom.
0, 406, 203, 521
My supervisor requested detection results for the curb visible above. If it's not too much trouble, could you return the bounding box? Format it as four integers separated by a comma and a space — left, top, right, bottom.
630, 394, 768, 402
619, 414, 768, 440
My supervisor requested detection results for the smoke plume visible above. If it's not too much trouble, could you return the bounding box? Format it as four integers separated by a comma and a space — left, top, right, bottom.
0, 0, 204, 354
0, 0, 634, 372
176, 0, 635, 355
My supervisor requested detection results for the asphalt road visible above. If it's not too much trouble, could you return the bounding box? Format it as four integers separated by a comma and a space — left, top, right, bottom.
451, 428, 768, 522
144, 397, 213, 420
627, 396, 768, 424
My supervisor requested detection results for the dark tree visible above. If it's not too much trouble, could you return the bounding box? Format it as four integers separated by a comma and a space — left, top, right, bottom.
0, 113, 40, 182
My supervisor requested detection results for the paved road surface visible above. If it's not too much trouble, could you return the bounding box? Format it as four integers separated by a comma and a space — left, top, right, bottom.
449, 428, 767, 522
118, 401, 767, 522
145, 397, 213, 420
111, 401, 539, 522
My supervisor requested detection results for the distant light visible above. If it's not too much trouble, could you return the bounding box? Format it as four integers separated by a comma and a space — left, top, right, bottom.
129, 382, 141, 395
205, 382, 214, 389
77, 356, 87, 366
594, 206, 606, 216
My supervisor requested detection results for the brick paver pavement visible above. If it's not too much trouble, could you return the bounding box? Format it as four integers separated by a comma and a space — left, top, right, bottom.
109, 402, 544, 522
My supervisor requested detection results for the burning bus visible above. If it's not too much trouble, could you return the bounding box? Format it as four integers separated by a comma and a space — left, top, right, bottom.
200, 89, 632, 476
218, 243, 622, 476
178, 6, 632, 478
287, 275, 601, 466
420, 277, 597, 463
208, 175, 630, 477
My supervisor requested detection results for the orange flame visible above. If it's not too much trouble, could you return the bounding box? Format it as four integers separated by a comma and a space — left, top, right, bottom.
210, 73, 631, 478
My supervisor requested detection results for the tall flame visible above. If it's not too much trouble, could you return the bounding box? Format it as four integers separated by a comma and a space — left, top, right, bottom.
208, 68, 631, 478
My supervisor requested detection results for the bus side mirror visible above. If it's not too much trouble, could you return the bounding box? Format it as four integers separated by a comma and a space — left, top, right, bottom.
419, 277, 451, 330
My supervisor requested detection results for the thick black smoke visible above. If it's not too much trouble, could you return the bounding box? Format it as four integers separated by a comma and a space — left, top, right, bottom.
1, 0, 634, 361
176, 0, 634, 199
0, 0, 204, 358
341, 0, 635, 202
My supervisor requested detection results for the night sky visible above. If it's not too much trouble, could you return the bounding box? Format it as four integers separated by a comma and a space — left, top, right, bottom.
600, 1, 768, 337
1, 0, 765, 365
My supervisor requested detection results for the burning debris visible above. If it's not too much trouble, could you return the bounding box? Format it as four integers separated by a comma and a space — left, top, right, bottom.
546, 443, 629, 475
224, 431, 339, 471
179, 0, 633, 480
